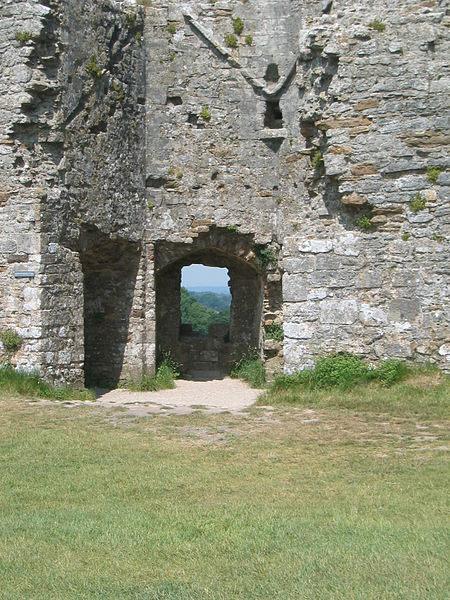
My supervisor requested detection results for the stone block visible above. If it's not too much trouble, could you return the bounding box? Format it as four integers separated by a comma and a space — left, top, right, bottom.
320, 300, 359, 325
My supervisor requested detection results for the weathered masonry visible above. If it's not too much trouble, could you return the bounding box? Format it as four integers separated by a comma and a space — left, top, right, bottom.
0, 0, 449, 385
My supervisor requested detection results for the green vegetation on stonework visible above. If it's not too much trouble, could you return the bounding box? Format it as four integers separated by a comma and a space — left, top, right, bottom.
369, 19, 386, 32
167, 23, 176, 35
245, 34, 253, 46
410, 192, 427, 212
14, 31, 32, 44
253, 244, 276, 267
225, 33, 238, 48
311, 149, 324, 170
181, 287, 230, 335
0, 366, 94, 401
426, 166, 443, 183
265, 322, 284, 341
270, 353, 410, 391
232, 17, 244, 35
230, 349, 265, 388
123, 353, 180, 392
86, 55, 102, 78
200, 104, 212, 122
356, 215, 372, 230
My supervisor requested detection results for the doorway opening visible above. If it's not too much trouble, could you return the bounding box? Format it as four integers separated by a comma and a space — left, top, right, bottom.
156, 236, 264, 377
80, 227, 140, 387
180, 264, 230, 338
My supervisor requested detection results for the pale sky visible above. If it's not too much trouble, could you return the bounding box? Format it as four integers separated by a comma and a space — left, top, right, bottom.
181, 264, 229, 288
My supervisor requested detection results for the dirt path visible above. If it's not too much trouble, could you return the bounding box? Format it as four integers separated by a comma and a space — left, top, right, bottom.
82, 376, 262, 416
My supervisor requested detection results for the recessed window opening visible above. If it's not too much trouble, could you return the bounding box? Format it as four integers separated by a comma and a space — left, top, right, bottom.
264, 63, 280, 83
264, 100, 283, 129
180, 265, 230, 338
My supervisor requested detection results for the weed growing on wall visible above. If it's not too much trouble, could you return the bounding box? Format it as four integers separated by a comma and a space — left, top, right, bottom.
426, 167, 443, 183
245, 35, 253, 46
356, 215, 372, 231
200, 105, 211, 122
311, 150, 324, 170
268, 353, 411, 393
225, 34, 238, 49
124, 353, 181, 392
254, 245, 276, 267
14, 31, 32, 44
410, 192, 427, 212
86, 55, 102, 78
265, 323, 284, 342
233, 17, 244, 35
369, 20, 386, 32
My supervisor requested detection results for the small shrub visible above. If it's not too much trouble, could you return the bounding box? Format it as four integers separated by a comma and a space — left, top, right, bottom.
356, 215, 372, 231
15, 31, 32, 44
87, 55, 102, 78
233, 17, 244, 35
1, 329, 23, 363
230, 349, 265, 388
254, 245, 276, 267
147, 200, 154, 210
226, 225, 239, 233
426, 166, 443, 183
265, 323, 284, 342
168, 167, 176, 175
311, 150, 324, 170
167, 23, 176, 35
137, 0, 152, 6
135, 32, 142, 43
176, 171, 183, 180
410, 192, 427, 212
369, 20, 386, 32
402, 232, 411, 241
245, 35, 253, 46
200, 105, 211, 122
375, 360, 409, 387
225, 34, 238, 49
311, 353, 370, 390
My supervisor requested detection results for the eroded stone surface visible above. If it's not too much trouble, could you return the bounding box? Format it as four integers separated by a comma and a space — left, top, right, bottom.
0, 0, 449, 384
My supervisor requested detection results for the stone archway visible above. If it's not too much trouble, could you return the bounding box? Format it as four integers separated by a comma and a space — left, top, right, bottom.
155, 231, 266, 377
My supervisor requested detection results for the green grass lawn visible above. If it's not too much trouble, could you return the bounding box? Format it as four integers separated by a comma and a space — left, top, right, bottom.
0, 377, 448, 599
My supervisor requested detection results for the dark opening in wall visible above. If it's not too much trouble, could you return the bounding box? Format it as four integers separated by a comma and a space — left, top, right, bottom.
166, 95, 183, 105
264, 63, 280, 83
80, 228, 140, 387
264, 100, 283, 129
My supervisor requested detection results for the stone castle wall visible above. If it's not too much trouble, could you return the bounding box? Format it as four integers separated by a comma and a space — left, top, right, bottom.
0, 0, 448, 383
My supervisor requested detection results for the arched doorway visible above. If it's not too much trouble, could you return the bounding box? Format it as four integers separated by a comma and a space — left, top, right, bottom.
155, 235, 265, 377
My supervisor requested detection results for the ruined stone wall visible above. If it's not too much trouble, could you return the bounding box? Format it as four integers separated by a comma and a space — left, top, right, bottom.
282, 0, 450, 371
1, 0, 449, 383
1, 0, 147, 383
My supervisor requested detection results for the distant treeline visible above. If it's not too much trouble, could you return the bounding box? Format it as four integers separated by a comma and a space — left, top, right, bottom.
181, 288, 230, 335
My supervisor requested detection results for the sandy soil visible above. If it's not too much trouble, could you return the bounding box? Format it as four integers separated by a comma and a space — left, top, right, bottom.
80, 376, 262, 416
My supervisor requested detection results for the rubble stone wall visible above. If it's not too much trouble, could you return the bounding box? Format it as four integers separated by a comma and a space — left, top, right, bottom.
1, 0, 448, 383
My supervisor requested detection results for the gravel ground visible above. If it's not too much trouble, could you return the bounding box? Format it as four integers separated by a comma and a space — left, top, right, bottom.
80, 376, 262, 416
